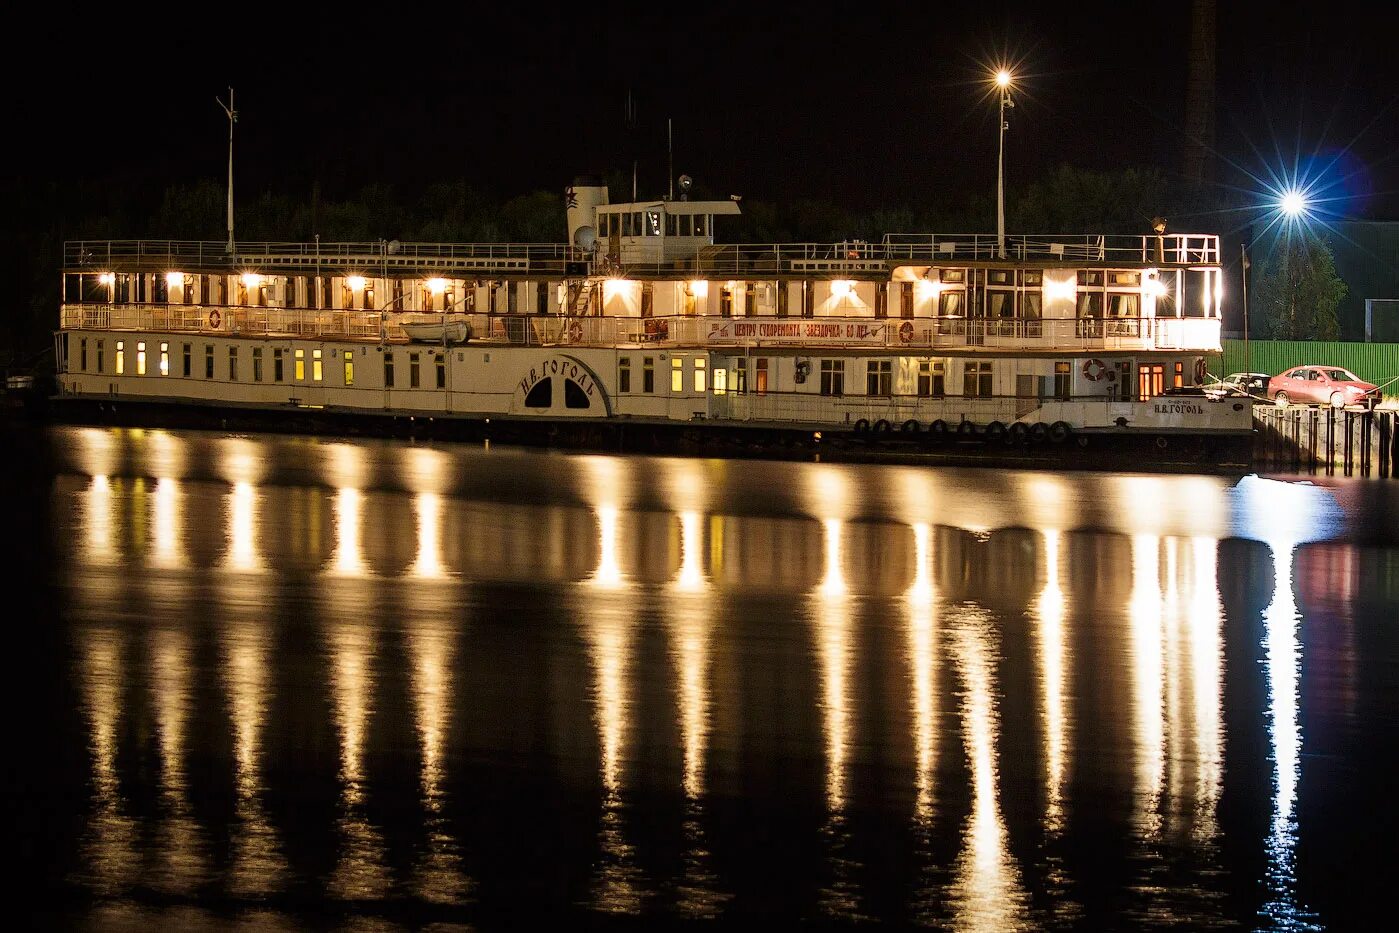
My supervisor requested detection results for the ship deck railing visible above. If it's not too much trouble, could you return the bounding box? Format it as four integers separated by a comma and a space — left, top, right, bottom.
60, 304, 1221, 352
63, 233, 1219, 275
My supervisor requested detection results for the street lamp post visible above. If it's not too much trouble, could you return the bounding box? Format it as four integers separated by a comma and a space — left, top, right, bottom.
995, 70, 1014, 259
216, 88, 238, 257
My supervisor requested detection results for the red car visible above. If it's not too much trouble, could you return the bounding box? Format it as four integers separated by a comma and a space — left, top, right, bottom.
1267, 365, 1380, 409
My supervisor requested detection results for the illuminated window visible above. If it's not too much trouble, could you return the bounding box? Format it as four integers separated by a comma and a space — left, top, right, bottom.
1138, 364, 1165, 401
384, 352, 395, 388
963, 361, 993, 397
693, 357, 707, 392
253, 347, 263, 382
671, 357, 684, 392
713, 368, 727, 395
866, 359, 891, 396
938, 290, 964, 316
294, 348, 305, 381
755, 358, 769, 394
642, 357, 654, 393
159, 342, 168, 376
619, 357, 631, 393
228, 346, 238, 381
136, 341, 146, 375
344, 349, 354, 386
435, 354, 445, 389
115, 341, 125, 375
819, 360, 844, 396
312, 348, 323, 382
274, 348, 284, 382
1173, 360, 1184, 389
410, 353, 420, 388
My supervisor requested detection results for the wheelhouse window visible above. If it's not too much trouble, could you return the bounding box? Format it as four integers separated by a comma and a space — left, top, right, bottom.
819, 359, 845, 396
963, 361, 993, 397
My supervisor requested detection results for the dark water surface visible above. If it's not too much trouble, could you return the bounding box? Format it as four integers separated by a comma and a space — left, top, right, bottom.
8, 425, 1399, 929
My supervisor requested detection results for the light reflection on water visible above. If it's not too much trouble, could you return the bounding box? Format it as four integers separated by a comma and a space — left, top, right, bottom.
43, 426, 1393, 928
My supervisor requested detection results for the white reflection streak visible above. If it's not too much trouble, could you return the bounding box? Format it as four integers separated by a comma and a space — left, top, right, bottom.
150, 623, 206, 893
409, 615, 471, 905
151, 478, 183, 569
79, 627, 137, 893
1130, 534, 1164, 838
412, 492, 445, 579
1163, 537, 1185, 828
333, 487, 366, 577
677, 511, 704, 593
592, 505, 623, 589
817, 518, 849, 809
907, 523, 938, 823
226, 482, 260, 572
1259, 540, 1320, 930
85, 476, 113, 563
1189, 537, 1224, 842
224, 612, 286, 895
1038, 530, 1068, 834
949, 609, 1029, 932
329, 618, 390, 900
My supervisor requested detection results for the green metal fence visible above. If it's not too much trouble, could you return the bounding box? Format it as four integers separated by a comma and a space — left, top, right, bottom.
1207, 340, 1399, 396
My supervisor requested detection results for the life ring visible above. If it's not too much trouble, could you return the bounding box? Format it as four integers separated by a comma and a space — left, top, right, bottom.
898, 321, 914, 345
208, 309, 221, 329
1082, 358, 1107, 381
1194, 358, 1207, 385
567, 319, 583, 343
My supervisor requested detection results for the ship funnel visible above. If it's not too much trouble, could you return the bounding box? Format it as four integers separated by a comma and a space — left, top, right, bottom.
566, 175, 608, 250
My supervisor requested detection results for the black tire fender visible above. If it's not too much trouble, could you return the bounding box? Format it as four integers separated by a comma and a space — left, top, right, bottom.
1049, 420, 1072, 443
853, 418, 871, 433
901, 418, 920, 433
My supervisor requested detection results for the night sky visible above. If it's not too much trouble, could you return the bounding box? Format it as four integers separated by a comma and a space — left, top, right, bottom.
7, 1, 1398, 224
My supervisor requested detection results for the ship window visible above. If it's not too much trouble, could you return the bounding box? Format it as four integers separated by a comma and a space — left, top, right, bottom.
802, 280, 814, 318
294, 348, 305, 381
988, 269, 1013, 285
115, 341, 125, 375
695, 215, 708, 237
901, 282, 914, 318
274, 348, 284, 382
917, 360, 945, 397
777, 283, 790, 317
1107, 293, 1140, 318
987, 290, 1015, 318
1174, 360, 1184, 388
619, 357, 631, 393
96, 341, 104, 373
1138, 364, 1164, 401
159, 342, 169, 377
410, 353, 420, 388
693, 357, 707, 392
525, 377, 552, 408
720, 286, 733, 318
136, 341, 146, 376
312, 348, 323, 382
1077, 292, 1104, 318
253, 347, 262, 382
940, 268, 965, 284
643, 357, 654, 393
537, 281, 550, 314
733, 359, 747, 393
938, 291, 964, 316
205, 345, 214, 379
1022, 290, 1043, 319
1055, 361, 1071, 400
384, 352, 394, 388
866, 360, 892, 396
819, 360, 845, 396
672, 357, 684, 392
597, 214, 610, 238
1112, 271, 1141, 286
755, 358, 769, 394
182, 343, 191, 377
436, 355, 445, 388
343, 350, 354, 386
80, 339, 87, 371
1078, 270, 1104, 285
963, 361, 993, 397
229, 346, 238, 381
565, 379, 590, 408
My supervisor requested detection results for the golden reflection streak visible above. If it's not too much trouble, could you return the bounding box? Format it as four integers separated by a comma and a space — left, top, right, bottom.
327, 608, 390, 901
407, 597, 472, 905
1189, 537, 1224, 843
1129, 534, 1165, 839
411, 492, 446, 579
1163, 537, 1185, 830
1037, 529, 1069, 835
332, 487, 367, 577
948, 607, 1030, 932
77, 426, 119, 478
907, 523, 938, 824
151, 478, 183, 569
670, 511, 728, 917
813, 517, 862, 920
226, 482, 260, 572
77, 625, 138, 893
222, 587, 287, 897
591, 505, 623, 590
150, 617, 207, 893
581, 587, 640, 917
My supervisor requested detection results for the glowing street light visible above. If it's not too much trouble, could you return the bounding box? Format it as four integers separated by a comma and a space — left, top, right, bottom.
1279, 189, 1307, 219
994, 69, 1015, 259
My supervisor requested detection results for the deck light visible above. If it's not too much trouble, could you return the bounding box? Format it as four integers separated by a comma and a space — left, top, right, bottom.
347, 275, 367, 292
240, 272, 262, 288
165, 272, 184, 291
98, 273, 115, 287
426, 277, 448, 294
992, 68, 1015, 259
